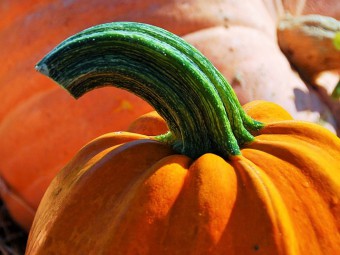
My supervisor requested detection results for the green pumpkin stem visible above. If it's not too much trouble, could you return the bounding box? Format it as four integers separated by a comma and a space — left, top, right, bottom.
35, 22, 263, 159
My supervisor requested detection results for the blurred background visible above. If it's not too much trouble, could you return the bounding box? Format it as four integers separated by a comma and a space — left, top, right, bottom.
0, 0, 339, 253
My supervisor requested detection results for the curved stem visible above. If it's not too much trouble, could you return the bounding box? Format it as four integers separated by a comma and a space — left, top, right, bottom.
36, 22, 263, 159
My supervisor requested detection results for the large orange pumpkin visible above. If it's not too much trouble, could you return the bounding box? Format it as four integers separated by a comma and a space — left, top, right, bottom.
0, 0, 338, 231
26, 22, 340, 255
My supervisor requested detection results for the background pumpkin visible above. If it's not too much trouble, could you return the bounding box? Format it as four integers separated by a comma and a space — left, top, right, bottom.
0, 0, 338, 232
26, 22, 340, 254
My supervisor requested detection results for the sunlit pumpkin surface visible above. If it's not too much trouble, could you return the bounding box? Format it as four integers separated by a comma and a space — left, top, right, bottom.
27, 102, 340, 254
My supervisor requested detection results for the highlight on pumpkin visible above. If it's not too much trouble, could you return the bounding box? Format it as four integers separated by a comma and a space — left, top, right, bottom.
25, 22, 340, 255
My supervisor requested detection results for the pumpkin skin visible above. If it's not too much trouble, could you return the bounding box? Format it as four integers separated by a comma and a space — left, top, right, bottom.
26, 102, 340, 255
0, 0, 338, 231
128, 111, 169, 135
25, 22, 340, 255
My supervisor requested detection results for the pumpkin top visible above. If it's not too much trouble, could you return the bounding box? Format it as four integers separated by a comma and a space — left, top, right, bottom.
36, 22, 263, 159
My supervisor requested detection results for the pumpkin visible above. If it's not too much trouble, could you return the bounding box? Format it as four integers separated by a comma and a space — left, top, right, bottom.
26, 22, 340, 255
1, 0, 338, 231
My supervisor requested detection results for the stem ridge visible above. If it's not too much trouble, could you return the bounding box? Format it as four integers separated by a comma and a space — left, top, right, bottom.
36, 22, 263, 159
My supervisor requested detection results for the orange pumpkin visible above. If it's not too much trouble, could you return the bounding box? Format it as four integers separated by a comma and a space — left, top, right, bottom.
26, 22, 340, 255
0, 0, 338, 231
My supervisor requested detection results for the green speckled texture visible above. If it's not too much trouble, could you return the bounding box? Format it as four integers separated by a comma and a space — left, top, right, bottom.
36, 22, 263, 159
